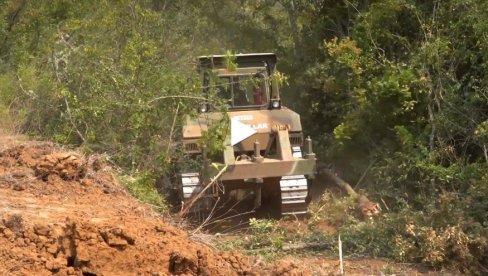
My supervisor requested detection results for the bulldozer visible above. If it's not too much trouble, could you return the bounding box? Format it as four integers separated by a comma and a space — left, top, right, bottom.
180, 53, 316, 217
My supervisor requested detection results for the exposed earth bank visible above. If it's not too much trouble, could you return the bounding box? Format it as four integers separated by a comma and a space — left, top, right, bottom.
0, 135, 253, 275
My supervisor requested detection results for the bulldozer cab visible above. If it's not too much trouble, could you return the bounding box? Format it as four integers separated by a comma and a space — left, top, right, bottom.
198, 53, 279, 111
214, 68, 268, 108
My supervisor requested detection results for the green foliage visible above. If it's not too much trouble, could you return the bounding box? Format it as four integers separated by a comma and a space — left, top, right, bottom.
119, 171, 167, 211
474, 120, 488, 143
300, 2, 488, 271
325, 38, 363, 74
0, 73, 16, 132
326, 191, 488, 273
0, 0, 210, 172
213, 218, 284, 261
309, 192, 357, 228
270, 71, 289, 88
217, 218, 312, 260
200, 116, 230, 159
248, 218, 282, 249
339, 219, 397, 259
224, 50, 237, 72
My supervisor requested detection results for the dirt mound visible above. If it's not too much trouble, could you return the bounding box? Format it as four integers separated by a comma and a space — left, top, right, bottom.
0, 137, 254, 275
0, 142, 119, 195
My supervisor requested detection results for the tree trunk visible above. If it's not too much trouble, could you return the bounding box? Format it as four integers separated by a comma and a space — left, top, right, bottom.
317, 168, 358, 197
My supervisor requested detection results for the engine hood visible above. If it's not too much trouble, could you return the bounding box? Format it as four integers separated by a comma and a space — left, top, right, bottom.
183, 107, 303, 139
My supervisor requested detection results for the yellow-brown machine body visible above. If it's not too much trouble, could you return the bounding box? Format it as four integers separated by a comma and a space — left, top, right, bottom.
180, 53, 316, 216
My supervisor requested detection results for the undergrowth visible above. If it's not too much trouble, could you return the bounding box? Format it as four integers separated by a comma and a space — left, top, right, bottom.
118, 171, 167, 212
216, 191, 488, 274
310, 191, 488, 274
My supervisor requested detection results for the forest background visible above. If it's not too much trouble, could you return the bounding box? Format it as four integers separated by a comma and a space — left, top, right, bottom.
1, 0, 488, 273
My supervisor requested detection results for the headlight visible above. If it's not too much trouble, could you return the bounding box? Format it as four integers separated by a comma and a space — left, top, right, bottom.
198, 103, 208, 113
271, 99, 281, 109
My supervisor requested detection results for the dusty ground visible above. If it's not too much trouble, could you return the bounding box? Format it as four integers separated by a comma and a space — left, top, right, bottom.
0, 133, 456, 275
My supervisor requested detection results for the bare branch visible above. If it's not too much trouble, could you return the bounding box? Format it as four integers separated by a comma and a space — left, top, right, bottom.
148, 95, 206, 104
179, 165, 228, 217
165, 102, 180, 162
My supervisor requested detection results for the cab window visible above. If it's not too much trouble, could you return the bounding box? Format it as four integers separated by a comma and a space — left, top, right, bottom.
215, 74, 267, 108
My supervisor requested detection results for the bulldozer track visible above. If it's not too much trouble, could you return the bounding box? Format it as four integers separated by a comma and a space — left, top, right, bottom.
280, 175, 308, 216
181, 172, 309, 217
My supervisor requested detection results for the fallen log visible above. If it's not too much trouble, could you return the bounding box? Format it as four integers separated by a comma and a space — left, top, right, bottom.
317, 168, 358, 197
316, 167, 382, 220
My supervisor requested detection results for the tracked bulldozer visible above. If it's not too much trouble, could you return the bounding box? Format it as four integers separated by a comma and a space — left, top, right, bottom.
180, 53, 316, 217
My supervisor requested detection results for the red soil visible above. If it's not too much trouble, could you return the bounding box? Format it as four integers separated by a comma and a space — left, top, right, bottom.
0, 135, 253, 275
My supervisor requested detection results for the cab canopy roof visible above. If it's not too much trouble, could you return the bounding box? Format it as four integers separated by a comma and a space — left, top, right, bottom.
197, 53, 277, 70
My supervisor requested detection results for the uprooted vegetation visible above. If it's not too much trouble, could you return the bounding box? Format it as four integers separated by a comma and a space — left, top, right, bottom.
312, 191, 488, 272
214, 189, 488, 275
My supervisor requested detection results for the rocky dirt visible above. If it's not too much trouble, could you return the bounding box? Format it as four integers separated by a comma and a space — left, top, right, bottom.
0, 135, 254, 275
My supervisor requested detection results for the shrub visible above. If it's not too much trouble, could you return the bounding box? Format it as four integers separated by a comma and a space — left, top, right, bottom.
119, 171, 167, 212
247, 218, 284, 250
308, 191, 357, 229
335, 201, 488, 274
